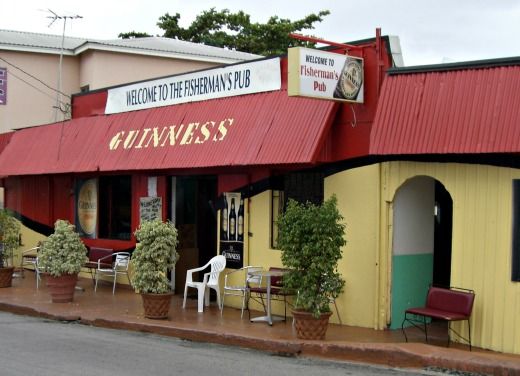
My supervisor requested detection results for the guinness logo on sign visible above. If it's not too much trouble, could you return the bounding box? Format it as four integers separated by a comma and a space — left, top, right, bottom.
333, 57, 363, 101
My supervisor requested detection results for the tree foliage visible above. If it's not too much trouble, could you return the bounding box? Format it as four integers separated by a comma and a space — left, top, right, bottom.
118, 31, 152, 39
120, 8, 330, 56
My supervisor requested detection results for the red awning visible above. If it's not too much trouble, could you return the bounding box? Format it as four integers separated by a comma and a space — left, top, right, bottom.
0, 90, 338, 176
370, 64, 520, 155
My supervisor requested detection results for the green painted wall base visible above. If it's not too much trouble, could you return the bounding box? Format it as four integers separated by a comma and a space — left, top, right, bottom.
390, 253, 433, 329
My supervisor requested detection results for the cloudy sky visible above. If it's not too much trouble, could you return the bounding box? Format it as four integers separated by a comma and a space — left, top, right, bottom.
1, 0, 519, 66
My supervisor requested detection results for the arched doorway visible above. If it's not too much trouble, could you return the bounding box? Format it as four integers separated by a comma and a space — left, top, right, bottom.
389, 176, 452, 329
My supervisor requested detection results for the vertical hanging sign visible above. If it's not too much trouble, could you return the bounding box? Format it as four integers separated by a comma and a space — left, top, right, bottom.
219, 192, 244, 269
75, 178, 98, 238
0, 68, 6, 105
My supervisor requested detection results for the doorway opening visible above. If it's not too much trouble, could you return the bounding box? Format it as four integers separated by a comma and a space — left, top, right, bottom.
389, 176, 452, 329
169, 175, 218, 294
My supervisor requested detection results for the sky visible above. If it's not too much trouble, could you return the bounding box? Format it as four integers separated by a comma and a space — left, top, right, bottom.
1, 0, 519, 66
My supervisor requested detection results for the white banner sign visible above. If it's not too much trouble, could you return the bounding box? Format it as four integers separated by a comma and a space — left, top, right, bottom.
105, 58, 281, 114
288, 47, 364, 103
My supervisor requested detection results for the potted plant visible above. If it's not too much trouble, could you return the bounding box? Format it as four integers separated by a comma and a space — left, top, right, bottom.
131, 219, 179, 319
38, 219, 87, 302
0, 209, 21, 288
278, 195, 346, 340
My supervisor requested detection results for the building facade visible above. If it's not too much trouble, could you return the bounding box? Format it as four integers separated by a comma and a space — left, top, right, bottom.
1, 33, 520, 355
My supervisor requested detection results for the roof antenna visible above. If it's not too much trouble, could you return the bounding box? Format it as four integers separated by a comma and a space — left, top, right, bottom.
46, 9, 82, 122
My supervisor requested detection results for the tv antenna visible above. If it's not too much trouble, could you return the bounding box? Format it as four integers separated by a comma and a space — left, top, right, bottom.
46, 9, 82, 121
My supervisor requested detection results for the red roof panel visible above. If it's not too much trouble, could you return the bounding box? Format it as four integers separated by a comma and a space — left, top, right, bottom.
370, 64, 520, 155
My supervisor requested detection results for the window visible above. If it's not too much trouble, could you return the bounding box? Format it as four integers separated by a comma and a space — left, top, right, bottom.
270, 171, 324, 248
98, 176, 132, 240
512, 180, 520, 281
270, 189, 285, 248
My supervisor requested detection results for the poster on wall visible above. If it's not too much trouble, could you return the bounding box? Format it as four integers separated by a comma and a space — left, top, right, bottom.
219, 192, 244, 269
75, 178, 98, 238
140, 196, 162, 223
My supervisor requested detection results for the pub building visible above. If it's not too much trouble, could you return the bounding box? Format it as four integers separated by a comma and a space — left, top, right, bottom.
2, 31, 520, 355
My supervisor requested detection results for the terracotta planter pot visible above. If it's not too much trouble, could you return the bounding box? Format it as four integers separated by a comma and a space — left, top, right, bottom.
0, 267, 15, 288
141, 292, 173, 319
46, 273, 78, 303
292, 310, 333, 340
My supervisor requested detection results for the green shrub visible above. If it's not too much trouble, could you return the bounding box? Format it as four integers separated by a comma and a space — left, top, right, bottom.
131, 220, 179, 294
0, 209, 21, 268
38, 220, 87, 277
278, 195, 346, 318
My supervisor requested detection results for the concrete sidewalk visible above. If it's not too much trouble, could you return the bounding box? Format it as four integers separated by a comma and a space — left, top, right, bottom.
1, 272, 519, 375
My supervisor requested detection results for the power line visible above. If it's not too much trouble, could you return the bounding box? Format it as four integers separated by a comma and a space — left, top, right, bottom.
7, 70, 61, 102
7, 70, 71, 117
0, 56, 71, 99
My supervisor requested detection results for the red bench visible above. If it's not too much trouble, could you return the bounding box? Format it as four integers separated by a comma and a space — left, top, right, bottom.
401, 286, 475, 350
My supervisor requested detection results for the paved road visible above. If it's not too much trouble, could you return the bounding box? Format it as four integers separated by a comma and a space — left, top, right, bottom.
0, 311, 440, 376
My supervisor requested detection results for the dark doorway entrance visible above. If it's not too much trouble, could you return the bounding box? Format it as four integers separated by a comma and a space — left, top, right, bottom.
433, 181, 453, 287
170, 176, 218, 294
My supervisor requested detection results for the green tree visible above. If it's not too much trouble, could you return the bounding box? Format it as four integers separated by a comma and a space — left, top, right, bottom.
120, 8, 330, 56
118, 31, 152, 39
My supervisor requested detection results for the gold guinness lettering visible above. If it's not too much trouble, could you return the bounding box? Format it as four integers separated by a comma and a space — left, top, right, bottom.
135, 128, 152, 148
195, 121, 214, 144
123, 130, 139, 148
180, 123, 199, 145
108, 118, 234, 151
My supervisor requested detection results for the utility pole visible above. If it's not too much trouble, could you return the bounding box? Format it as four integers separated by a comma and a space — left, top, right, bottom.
47, 9, 82, 122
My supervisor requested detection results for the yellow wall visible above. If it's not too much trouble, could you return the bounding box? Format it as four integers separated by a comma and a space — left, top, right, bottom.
225, 166, 382, 326
12, 221, 46, 269
380, 161, 520, 354
325, 164, 381, 327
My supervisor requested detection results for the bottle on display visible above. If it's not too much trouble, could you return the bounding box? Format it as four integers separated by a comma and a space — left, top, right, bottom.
237, 198, 244, 242
229, 198, 236, 241
221, 196, 228, 241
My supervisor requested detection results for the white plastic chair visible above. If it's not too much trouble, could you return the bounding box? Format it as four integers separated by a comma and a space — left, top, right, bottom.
220, 266, 263, 318
183, 255, 226, 313
94, 252, 131, 294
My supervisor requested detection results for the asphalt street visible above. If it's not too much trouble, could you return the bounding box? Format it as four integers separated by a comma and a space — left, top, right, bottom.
0, 311, 448, 376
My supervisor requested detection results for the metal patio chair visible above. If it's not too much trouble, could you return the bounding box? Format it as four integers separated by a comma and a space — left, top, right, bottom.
94, 252, 131, 294
221, 266, 263, 318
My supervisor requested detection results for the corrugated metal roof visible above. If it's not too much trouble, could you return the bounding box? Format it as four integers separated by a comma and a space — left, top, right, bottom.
0, 90, 337, 176
0, 29, 260, 62
0, 132, 13, 153
370, 63, 520, 155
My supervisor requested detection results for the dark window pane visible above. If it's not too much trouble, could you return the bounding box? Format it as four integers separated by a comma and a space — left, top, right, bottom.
512, 180, 520, 281
98, 176, 131, 240
270, 171, 324, 249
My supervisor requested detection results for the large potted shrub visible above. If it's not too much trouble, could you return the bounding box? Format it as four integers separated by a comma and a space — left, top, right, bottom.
278, 195, 346, 340
131, 219, 179, 319
38, 219, 87, 302
0, 209, 21, 287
